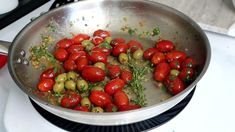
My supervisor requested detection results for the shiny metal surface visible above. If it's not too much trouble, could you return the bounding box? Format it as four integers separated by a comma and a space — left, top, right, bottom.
0, 41, 10, 55
6, 0, 210, 125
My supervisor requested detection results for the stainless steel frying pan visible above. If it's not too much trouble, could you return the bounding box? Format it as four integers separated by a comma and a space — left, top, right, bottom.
0, 0, 211, 125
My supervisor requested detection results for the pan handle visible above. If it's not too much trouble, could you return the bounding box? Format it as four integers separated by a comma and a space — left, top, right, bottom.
0, 40, 10, 55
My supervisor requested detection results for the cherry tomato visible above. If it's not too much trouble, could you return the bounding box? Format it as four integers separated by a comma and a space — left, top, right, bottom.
151, 51, 165, 65
110, 38, 126, 47
64, 59, 77, 71
118, 104, 141, 111
181, 57, 196, 68
112, 43, 128, 56
54, 48, 68, 62
105, 103, 118, 112
105, 78, 125, 95
0, 55, 7, 69
92, 46, 112, 56
82, 66, 105, 82
61, 92, 81, 108
73, 106, 89, 112
113, 91, 129, 107
92, 36, 104, 46
89, 90, 111, 108
143, 48, 158, 60
107, 65, 121, 79
169, 60, 181, 70
179, 68, 194, 81
40, 68, 57, 81
165, 51, 187, 62
93, 29, 111, 38
154, 62, 171, 81
164, 76, 185, 95
88, 51, 107, 64
68, 51, 87, 61
156, 40, 174, 52
56, 38, 73, 49
67, 45, 84, 54
120, 70, 132, 83
76, 56, 89, 72
127, 40, 143, 53
73, 34, 90, 44
37, 79, 55, 92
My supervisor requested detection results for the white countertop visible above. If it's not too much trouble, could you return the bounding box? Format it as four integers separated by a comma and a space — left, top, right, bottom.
0, 1, 235, 132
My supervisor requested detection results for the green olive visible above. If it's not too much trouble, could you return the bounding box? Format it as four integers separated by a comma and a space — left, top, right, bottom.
81, 40, 92, 47
91, 107, 104, 113
118, 53, 128, 64
67, 71, 78, 80
91, 86, 104, 92
104, 37, 112, 44
53, 82, 65, 93
133, 49, 143, 60
76, 79, 89, 92
85, 43, 95, 51
170, 69, 180, 77
65, 80, 76, 91
55, 73, 67, 82
94, 62, 105, 70
81, 97, 91, 108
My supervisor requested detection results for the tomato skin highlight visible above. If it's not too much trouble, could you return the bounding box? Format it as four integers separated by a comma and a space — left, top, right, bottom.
164, 76, 185, 95
92, 36, 104, 46
107, 65, 121, 79
127, 40, 143, 53
105, 78, 125, 95
63, 59, 77, 72
113, 91, 129, 107
143, 48, 158, 60
73, 34, 90, 44
120, 70, 132, 83
165, 51, 187, 62
54, 48, 68, 62
61, 92, 81, 108
156, 40, 174, 52
82, 66, 105, 82
179, 68, 194, 81
93, 29, 111, 38
37, 79, 55, 92
40, 68, 57, 81
151, 51, 166, 65
181, 57, 196, 68
154, 62, 171, 81
67, 45, 84, 54
112, 43, 128, 56
110, 38, 125, 47
73, 106, 89, 112
88, 51, 107, 64
118, 104, 141, 111
56, 38, 73, 49
68, 51, 87, 61
89, 90, 111, 108
76, 56, 89, 72
169, 60, 181, 70
92, 46, 112, 56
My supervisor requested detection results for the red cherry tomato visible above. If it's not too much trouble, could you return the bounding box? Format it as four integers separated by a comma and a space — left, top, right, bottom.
73, 106, 89, 112
93, 29, 111, 38
88, 51, 107, 64
76, 56, 89, 72
105, 103, 118, 112
151, 51, 165, 65
37, 79, 55, 92
68, 51, 87, 61
169, 60, 181, 70
92, 36, 104, 46
0, 55, 7, 69
113, 91, 129, 107
105, 78, 125, 95
143, 48, 158, 60
82, 66, 105, 82
110, 38, 126, 47
92, 46, 112, 56
179, 68, 194, 81
40, 68, 57, 81
156, 40, 174, 52
127, 40, 143, 53
165, 51, 187, 62
154, 62, 171, 81
107, 65, 121, 79
120, 70, 132, 83
112, 43, 128, 56
54, 48, 68, 62
164, 76, 185, 95
64, 59, 77, 71
118, 104, 141, 111
73, 34, 90, 44
181, 57, 196, 68
61, 92, 81, 108
67, 45, 84, 54
89, 90, 111, 108
56, 38, 73, 49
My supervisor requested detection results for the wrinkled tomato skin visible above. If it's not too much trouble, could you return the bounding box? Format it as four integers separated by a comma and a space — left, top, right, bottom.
105, 78, 125, 95
107, 65, 121, 79
151, 51, 166, 65
127, 40, 143, 53
118, 104, 141, 111
105, 103, 118, 112
166, 51, 187, 62
92, 46, 112, 56
154, 62, 171, 81
37, 79, 55, 92
112, 43, 128, 56
89, 90, 111, 108
169, 60, 181, 70
179, 68, 194, 81
88, 51, 107, 64
164, 76, 185, 95
143, 48, 158, 60
61, 92, 81, 108
68, 51, 87, 61
92, 36, 104, 46
56, 38, 73, 49
73, 34, 90, 44
156, 40, 174, 52
76, 56, 89, 72
82, 66, 105, 82
93, 29, 111, 38
181, 57, 196, 68
64, 59, 77, 72
120, 70, 132, 83
113, 91, 129, 107
0, 55, 7, 69
67, 45, 84, 54
73, 106, 89, 112
54, 48, 68, 62
40, 68, 57, 81
110, 38, 125, 47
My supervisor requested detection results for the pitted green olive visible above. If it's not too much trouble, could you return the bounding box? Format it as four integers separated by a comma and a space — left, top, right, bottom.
118, 53, 128, 64
67, 71, 78, 80
133, 49, 143, 60
81, 97, 91, 108
76, 79, 89, 92
94, 62, 106, 70
65, 80, 76, 91
91, 107, 104, 113
55, 73, 67, 82
53, 82, 64, 93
